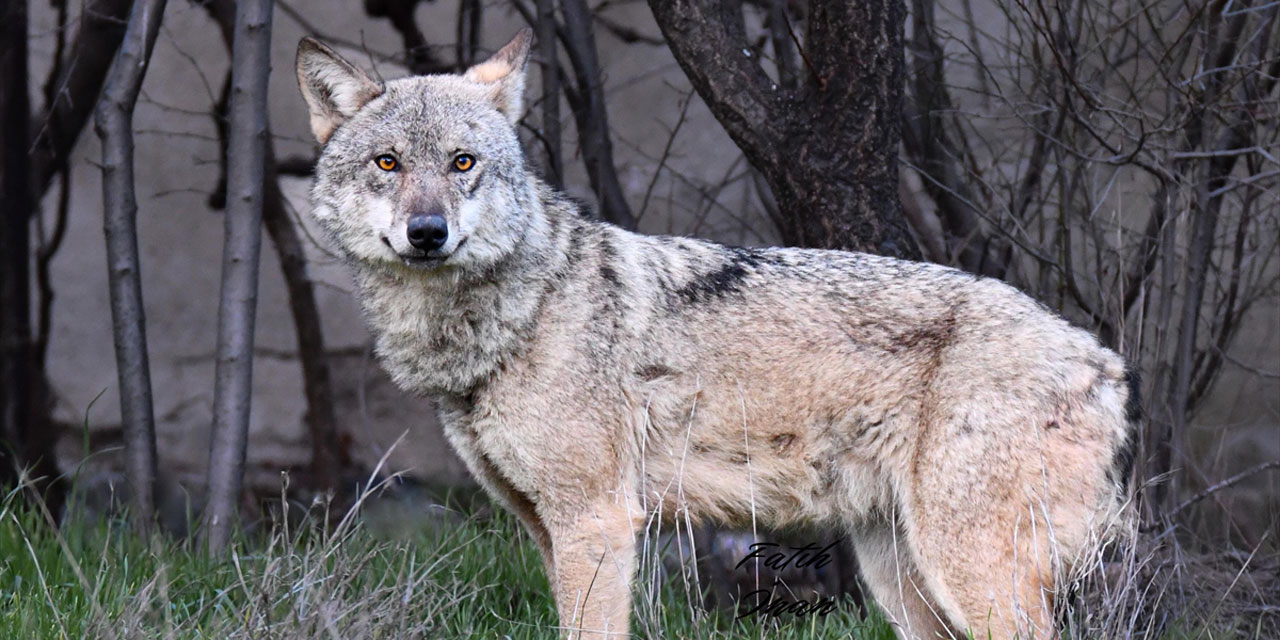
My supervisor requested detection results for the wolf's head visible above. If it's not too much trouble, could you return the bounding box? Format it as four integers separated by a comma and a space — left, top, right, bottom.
296, 30, 536, 274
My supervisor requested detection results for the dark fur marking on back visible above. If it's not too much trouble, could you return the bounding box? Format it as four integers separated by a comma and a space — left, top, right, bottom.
566, 222, 589, 269
598, 233, 621, 289
673, 246, 773, 304
890, 313, 958, 355
635, 364, 677, 381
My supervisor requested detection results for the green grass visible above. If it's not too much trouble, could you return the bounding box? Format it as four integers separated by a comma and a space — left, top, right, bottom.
0, 487, 894, 639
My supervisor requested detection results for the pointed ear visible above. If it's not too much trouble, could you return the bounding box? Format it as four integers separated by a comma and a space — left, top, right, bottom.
295, 37, 384, 144
462, 29, 533, 125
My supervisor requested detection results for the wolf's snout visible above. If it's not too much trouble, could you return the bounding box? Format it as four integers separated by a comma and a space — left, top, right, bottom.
407, 213, 449, 251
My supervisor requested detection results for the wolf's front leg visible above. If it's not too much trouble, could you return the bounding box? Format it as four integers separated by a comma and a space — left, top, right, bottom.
547, 496, 641, 638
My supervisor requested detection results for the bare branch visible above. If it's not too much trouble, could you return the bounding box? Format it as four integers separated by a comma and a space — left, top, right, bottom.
637, 89, 694, 222
31, 0, 133, 197
902, 0, 1000, 275
455, 0, 482, 68
1168, 460, 1280, 521
647, 0, 781, 166
593, 13, 664, 46
362, 0, 447, 74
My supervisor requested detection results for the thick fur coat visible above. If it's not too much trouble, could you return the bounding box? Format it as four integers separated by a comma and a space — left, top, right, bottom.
296, 30, 1137, 639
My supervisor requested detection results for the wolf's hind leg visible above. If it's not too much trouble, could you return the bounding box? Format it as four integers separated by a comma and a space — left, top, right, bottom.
548, 497, 641, 638
852, 522, 956, 639
905, 462, 1057, 638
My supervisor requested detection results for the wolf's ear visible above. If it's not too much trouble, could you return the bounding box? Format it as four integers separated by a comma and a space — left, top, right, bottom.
463, 29, 533, 125
296, 38, 384, 144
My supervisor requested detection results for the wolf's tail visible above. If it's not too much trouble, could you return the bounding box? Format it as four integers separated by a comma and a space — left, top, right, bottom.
1113, 367, 1142, 497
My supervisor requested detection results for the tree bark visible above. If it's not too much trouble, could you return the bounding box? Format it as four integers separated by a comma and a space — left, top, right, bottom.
261, 158, 346, 488
203, 0, 273, 553
203, 0, 347, 496
647, 0, 919, 258
646, 0, 917, 607
1, 0, 34, 492
93, 0, 168, 531
455, 0, 483, 68
560, 0, 635, 229
536, 0, 563, 189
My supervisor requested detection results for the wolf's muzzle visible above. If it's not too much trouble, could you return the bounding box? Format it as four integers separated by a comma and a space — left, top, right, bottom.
407, 213, 449, 252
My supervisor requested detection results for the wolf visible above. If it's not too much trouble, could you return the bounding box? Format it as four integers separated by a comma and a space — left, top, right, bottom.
296, 29, 1138, 639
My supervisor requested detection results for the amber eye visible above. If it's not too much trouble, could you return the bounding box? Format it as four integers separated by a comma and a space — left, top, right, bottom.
453, 154, 475, 172
375, 154, 398, 171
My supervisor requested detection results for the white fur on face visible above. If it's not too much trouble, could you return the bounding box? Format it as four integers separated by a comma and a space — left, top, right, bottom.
452, 190, 525, 269
365, 195, 397, 235
453, 198, 484, 239
316, 189, 401, 262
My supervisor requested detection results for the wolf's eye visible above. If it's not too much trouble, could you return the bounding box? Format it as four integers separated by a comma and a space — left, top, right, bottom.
453, 154, 475, 172
374, 154, 398, 171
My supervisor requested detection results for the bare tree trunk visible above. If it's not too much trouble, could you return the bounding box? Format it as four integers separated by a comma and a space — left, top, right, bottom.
648, 0, 919, 258
93, 0, 168, 531
23, 7, 132, 508
559, 0, 635, 229
456, 0, 483, 68
202, 0, 347, 495
262, 158, 346, 487
203, 0, 273, 553
644, 0, 918, 609
1141, 183, 1179, 523
511, 0, 636, 227
1, 0, 34, 491
536, 0, 563, 189
1144, 8, 1255, 520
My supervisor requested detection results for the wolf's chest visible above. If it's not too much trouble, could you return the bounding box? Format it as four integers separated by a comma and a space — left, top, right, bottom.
356, 275, 505, 395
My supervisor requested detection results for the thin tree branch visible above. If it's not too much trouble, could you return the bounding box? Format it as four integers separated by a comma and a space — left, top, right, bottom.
455, 0, 482, 68
1168, 460, 1280, 521
637, 88, 694, 223
362, 0, 448, 74
31, 0, 133, 197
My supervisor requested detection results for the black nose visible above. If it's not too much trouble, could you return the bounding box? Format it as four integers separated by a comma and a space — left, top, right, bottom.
406, 213, 448, 251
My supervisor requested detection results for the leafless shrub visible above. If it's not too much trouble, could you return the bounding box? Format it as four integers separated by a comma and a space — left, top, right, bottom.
901, 0, 1280, 531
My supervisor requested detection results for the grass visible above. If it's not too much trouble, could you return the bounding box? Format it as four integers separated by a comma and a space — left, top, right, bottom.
3, 475, 1272, 640
0, 484, 894, 639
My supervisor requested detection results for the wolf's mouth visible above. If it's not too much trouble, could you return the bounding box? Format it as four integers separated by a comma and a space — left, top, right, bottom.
381, 236, 467, 269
